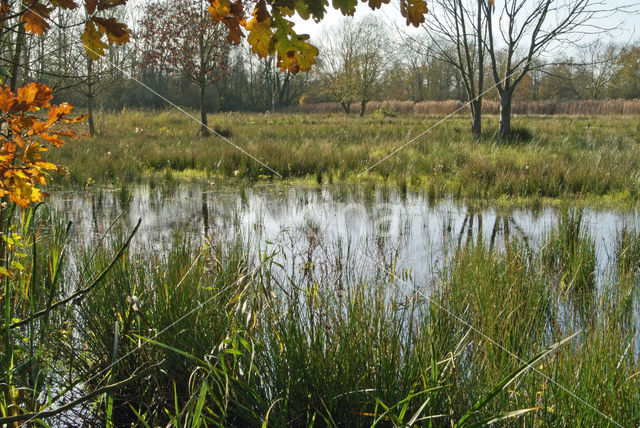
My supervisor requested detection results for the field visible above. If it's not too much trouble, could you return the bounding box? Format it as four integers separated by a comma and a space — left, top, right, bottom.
2, 109, 640, 426
50, 110, 640, 207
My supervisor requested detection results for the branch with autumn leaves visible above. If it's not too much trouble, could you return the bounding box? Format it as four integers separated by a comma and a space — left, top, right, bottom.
3, 0, 427, 74
0, 82, 86, 208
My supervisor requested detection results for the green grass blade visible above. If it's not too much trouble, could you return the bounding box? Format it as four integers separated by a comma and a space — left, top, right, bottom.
455, 331, 578, 427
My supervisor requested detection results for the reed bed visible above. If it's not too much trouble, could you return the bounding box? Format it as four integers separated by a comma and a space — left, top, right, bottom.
288, 99, 640, 116
1, 206, 639, 426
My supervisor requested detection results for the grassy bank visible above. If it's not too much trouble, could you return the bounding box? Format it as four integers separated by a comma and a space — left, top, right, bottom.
1, 207, 639, 426
49, 110, 640, 206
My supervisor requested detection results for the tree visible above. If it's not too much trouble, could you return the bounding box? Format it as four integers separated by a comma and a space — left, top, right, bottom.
317, 18, 364, 114
209, 0, 427, 75
609, 42, 640, 99
482, 0, 625, 138
139, 0, 230, 136
354, 16, 388, 116
317, 16, 388, 116
573, 41, 620, 99
417, 0, 487, 136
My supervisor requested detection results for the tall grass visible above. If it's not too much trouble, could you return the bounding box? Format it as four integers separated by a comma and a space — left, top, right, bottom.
48, 111, 640, 205
2, 204, 638, 426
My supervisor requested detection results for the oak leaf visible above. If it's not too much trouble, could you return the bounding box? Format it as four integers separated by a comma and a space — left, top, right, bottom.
81, 21, 109, 59
272, 15, 317, 73
246, 16, 273, 57
16, 82, 52, 111
85, 0, 97, 14
400, 0, 428, 27
331, 0, 357, 15
50, 0, 78, 9
366, 0, 390, 10
21, 4, 53, 35
93, 16, 130, 45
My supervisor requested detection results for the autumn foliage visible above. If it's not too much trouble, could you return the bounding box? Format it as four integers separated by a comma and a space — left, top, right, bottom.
209, 0, 428, 74
0, 82, 86, 207
0, 0, 130, 59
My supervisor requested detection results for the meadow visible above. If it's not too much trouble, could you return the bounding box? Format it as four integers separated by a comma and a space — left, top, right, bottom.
49, 110, 640, 207
2, 109, 640, 426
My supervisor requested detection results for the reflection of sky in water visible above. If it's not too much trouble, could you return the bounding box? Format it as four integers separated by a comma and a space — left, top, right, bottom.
49, 184, 640, 289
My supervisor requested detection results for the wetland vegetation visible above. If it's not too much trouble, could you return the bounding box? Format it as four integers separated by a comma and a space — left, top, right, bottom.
49, 111, 640, 207
2, 182, 640, 426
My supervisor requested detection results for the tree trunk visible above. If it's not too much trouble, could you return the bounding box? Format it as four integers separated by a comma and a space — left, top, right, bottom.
87, 58, 96, 136
88, 95, 95, 136
340, 102, 351, 115
9, 22, 26, 92
199, 83, 209, 136
470, 99, 482, 138
359, 100, 367, 117
499, 90, 512, 139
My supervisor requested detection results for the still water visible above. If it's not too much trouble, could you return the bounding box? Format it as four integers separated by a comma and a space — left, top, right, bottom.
48, 182, 640, 288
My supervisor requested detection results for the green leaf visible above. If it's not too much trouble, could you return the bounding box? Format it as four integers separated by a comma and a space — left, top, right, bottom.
0, 66, 11, 84
331, 0, 357, 15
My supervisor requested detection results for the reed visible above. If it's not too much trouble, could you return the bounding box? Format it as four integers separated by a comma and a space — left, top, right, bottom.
1, 203, 639, 426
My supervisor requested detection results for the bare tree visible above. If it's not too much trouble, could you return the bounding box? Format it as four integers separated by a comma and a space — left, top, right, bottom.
483, 0, 628, 138
355, 16, 388, 116
574, 41, 621, 99
413, 0, 486, 137
317, 16, 389, 116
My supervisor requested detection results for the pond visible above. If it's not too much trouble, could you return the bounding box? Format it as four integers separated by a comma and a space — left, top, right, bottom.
49, 182, 640, 289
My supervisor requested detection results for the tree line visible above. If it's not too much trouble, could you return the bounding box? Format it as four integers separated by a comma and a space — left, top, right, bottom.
1, 0, 636, 138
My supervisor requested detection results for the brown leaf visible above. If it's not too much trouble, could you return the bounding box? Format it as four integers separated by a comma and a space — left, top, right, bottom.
401, 0, 428, 27
84, 0, 97, 14
21, 3, 53, 35
50, 0, 79, 9
93, 16, 130, 45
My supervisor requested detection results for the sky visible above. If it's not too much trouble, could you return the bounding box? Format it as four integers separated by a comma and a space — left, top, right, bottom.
291, 0, 640, 49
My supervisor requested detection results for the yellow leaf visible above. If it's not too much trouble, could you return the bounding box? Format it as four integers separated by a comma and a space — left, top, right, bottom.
246, 16, 273, 57
81, 21, 108, 58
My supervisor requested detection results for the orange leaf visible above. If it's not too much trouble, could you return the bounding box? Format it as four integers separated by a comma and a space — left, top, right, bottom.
47, 103, 74, 124
21, 4, 53, 35
16, 82, 52, 111
208, 0, 246, 44
39, 132, 65, 147
0, 85, 15, 112
63, 114, 88, 124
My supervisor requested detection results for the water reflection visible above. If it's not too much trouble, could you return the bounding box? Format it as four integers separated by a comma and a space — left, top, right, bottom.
49, 183, 640, 288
